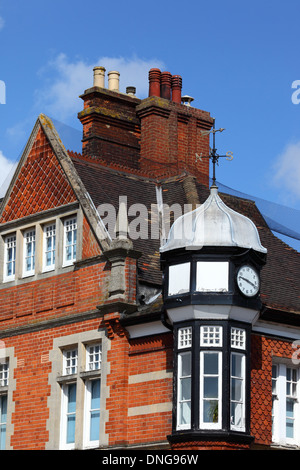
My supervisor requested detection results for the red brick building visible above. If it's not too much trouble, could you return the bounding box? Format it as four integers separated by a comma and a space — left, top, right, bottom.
0, 66, 299, 451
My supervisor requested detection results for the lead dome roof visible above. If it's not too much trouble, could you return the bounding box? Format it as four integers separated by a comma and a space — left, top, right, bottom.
160, 185, 267, 254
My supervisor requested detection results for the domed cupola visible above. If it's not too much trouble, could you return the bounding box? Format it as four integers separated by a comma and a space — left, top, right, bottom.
160, 185, 267, 254
160, 182, 267, 446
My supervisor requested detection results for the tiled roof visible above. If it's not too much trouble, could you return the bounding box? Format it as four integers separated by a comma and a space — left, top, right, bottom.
71, 155, 300, 316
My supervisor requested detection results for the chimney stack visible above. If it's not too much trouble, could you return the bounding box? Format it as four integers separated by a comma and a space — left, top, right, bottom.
171, 75, 182, 104
108, 71, 120, 92
160, 71, 172, 100
93, 66, 106, 88
148, 68, 161, 97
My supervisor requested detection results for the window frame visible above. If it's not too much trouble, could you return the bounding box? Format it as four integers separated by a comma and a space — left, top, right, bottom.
0, 393, 7, 451
42, 222, 56, 272
60, 381, 77, 450
177, 351, 192, 430
199, 350, 222, 430
23, 228, 36, 277
83, 377, 101, 448
63, 216, 77, 267
230, 352, 246, 432
174, 321, 250, 436
52, 337, 104, 450
3, 233, 16, 282
272, 362, 300, 446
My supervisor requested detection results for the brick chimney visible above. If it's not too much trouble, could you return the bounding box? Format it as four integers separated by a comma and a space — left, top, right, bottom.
78, 67, 141, 169
136, 68, 213, 184
78, 67, 213, 185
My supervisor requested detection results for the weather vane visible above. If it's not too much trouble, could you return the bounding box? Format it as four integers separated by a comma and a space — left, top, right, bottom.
195, 118, 233, 186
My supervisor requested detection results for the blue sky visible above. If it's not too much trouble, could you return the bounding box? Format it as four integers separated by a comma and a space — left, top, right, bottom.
0, 0, 299, 250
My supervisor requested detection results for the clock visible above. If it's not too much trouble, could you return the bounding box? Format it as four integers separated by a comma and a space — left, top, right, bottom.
237, 265, 259, 297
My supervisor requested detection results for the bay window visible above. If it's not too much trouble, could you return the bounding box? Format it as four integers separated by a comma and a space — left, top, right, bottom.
174, 321, 250, 437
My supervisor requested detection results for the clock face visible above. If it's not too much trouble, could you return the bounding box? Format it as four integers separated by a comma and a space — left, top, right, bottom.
237, 265, 259, 297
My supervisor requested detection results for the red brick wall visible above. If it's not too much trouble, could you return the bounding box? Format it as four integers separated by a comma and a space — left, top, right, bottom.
4, 316, 102, 450
0, 263, 107, 328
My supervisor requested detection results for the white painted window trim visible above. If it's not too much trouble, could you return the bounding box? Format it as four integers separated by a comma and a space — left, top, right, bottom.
83, 377, 101, 448
176, 351, 192, 430
42, 222, 56, 272
230, 352, 246, 432
22, 228, 36, 277
199, 350, 222, 430
272, 362, 300, 447
200, 325, 223, 347
3, 234, 16, 282
60, 381, 77, 450
62, 216, 77, 267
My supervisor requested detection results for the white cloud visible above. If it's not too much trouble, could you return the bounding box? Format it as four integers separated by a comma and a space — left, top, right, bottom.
272, 141, 300, 201
35, 54, 166, 122
0, 150, 15, 197
0, 17, 5, 31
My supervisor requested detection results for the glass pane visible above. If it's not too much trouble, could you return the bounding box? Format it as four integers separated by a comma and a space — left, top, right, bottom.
91, 380, 100, 409
286, 399, 294, 418
231, 378, 242, 401
0, 425, 6, 450
181, 353, 191, 377
180, 377, 191, 401
231, 354, 242, 377
90, 411, 100, 441
66, 415, 76, 444
67, 383, 77, 413
7, 263, 12, 277
231, 402, 243, 427
196, 261, 229, 292
168, 262, 190, 296
26, 258, 31, 271
67, 231, 72, 244
66, 246, 72, 261
179, 401, 191, 426
204, 353, 218, 375
204, 377, 218, 398
1, 395, 7, 421
203, 400, 218, 423
46, 252, 51, 266
7, 247, 13, 262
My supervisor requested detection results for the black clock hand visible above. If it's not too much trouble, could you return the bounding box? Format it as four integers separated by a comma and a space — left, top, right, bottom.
239, 276, 257, 288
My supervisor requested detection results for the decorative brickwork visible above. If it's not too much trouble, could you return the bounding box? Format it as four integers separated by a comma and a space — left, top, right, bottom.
0, 127, 77, 224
